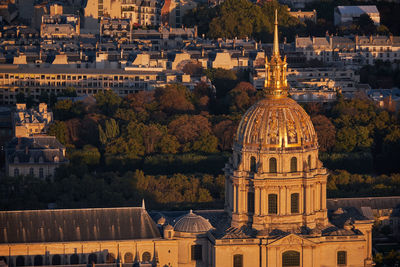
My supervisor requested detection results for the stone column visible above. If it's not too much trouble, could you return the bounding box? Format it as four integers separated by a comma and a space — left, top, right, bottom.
233, 184, 237, 213
315, 182, 320, 210
299, 185, 304, 214
367, 230, 372, 259
240, 185, 245, 214
261, 188, 266, 215
255, 187, 260, 215
321, 182, 327, 210
278, 186, 282, 215
286, 186, 291, 214
305, 185, 311, 214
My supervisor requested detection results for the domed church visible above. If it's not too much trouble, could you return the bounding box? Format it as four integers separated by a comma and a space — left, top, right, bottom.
0, 11, 373, 267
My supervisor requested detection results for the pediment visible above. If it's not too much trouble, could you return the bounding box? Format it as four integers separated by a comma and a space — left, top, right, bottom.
269, 233, 316, 247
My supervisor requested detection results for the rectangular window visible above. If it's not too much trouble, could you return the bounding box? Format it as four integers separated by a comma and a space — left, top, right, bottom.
337, 251, 347, 265
247, 192, 254, 214
291, 193, 299, 214
191, 245, 202, 261
268, 194, 278, 214
233, 254, 243, 267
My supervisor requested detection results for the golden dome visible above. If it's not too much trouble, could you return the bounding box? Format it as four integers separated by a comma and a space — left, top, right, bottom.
234, 10, 317, 151
235, 97, 318, 150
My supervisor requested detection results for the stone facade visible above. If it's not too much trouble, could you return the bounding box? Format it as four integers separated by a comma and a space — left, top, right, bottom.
5, 135, 68, 178
13, 103, 53, 137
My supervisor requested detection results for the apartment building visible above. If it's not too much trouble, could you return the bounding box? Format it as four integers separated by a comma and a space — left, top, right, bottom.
0, 64, 202, 104
41, 14, 80, 39
356, 35, 400, 65
121, 0, 159, 26
84, 0, 159, 30
295, 35, 400, 67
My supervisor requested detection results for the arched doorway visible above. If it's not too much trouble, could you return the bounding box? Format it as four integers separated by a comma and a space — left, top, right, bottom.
70, 254, 79, 265
16, 256, 25, 266
52, 254, 61, 265
88, 254, 97, 264
105, 253, 115, 263
141, 252, 151, 263
124, 253, 133, 263
34, 255, 43, 266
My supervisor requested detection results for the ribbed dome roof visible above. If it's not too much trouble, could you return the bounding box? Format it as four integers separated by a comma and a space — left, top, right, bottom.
235, 97, 317, 150
174, 210, 213, 233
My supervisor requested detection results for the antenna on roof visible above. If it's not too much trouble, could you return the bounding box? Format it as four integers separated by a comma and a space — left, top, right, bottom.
142, 199, 146, 210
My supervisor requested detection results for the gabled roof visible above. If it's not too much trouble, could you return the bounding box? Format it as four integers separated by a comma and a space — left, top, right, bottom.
0, 207, 161, 243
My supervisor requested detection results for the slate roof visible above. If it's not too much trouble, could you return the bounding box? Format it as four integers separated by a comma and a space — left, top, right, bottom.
327, 196, 400, 211
336, 5, 379, 16
6, 136, 67, 164
0, 207, 161, 244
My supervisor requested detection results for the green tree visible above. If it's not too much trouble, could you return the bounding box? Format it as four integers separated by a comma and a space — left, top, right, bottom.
95, 90, 122, 116
48, 121, 68, 145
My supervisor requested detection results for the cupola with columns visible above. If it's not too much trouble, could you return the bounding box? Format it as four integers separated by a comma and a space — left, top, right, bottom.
224, 10, 329, 232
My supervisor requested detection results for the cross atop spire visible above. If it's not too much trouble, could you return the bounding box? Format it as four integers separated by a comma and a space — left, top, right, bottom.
263, 9, 289, 99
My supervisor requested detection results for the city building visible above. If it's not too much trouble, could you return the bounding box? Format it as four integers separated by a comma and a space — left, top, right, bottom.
0, 12, 374, 267
334, 5, 380, 26
356, 35, 400, 65
12, 103, 53, 137
83, 0, 160, 33
41, 14, 80, 39
100, 18, 132, 43
5, 135, 68, 178
161, 0, 197, 28
288, 9, 317, 23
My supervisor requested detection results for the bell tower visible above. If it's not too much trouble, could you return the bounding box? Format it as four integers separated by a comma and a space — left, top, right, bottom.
224, 10, 329, 232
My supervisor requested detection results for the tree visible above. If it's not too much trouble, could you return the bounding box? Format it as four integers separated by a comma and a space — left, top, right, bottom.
192, 131, 219, 153
48, 121, 68, 145
157, 134, 180, 154
226, 82, 257, 113
182, 62, 203, 76
335, 127, 357, 152
168, 115, 212, 144
213, 120, 237, 150
95, 90, 122, 116
311, 115, 336, 152
205, 68, 238, 99
142, 124, 163, 154
154, 84, 194, 114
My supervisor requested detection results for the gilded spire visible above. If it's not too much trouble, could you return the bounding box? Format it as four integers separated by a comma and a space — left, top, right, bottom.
264, 9, 288, 99
273, 9, 279, 56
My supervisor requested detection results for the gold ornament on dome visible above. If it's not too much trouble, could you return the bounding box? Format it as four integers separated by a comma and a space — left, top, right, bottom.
234, 10, 319, 150
264, 9, 289, 99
